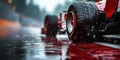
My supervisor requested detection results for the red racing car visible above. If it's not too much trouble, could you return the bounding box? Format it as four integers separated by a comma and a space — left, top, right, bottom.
66, 0, 120, 43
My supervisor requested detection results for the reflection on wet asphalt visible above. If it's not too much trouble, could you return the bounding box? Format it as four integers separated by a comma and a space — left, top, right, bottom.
0, 27, 120, 60
0, 27, 70, 60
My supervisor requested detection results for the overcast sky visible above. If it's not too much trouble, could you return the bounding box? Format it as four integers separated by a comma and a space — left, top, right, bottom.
27, 0, 73, 13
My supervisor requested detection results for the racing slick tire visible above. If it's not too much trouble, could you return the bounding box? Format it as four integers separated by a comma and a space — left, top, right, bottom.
44, 15, 58, 36
66, 2, 98, 43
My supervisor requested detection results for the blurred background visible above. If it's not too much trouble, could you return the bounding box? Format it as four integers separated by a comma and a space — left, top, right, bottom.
0, 0, 96, 26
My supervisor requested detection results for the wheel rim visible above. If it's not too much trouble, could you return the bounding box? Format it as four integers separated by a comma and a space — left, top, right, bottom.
67, 11, 75, 34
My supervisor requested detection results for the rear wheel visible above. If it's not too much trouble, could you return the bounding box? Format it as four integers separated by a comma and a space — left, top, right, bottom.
44, 15, 58, 36
66, 2, 98, 43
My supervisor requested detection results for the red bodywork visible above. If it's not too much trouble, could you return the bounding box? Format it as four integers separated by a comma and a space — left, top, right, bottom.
58, 13, 62, 29
58, 12, 67, 29
104, 0, 119, 18
96, 0, 119, 18
41, 28, 46, 34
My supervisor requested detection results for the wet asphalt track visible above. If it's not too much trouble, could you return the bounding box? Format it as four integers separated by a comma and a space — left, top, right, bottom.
0, 27, 120, 60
